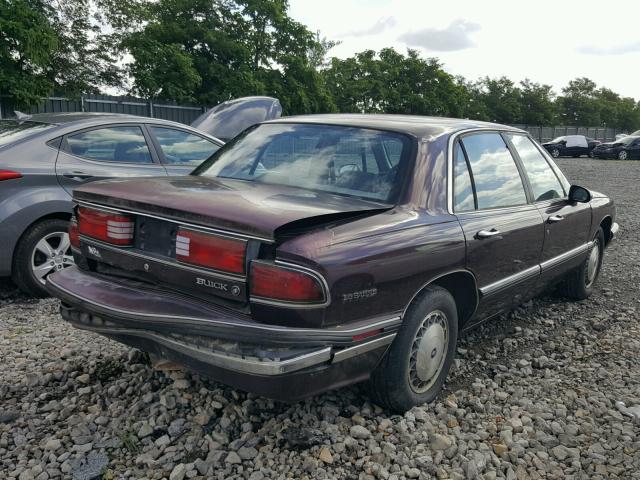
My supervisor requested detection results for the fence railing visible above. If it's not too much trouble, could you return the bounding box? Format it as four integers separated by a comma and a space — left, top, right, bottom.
511, 125, 623, 143
0, 94, 205, 125
0, 94, 627, 140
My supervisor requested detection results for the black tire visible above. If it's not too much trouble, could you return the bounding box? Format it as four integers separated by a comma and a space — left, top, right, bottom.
589, 151, 595, 158
563, 228, 605, 300
12, 218, 72, 297
618, 150, 628, 160
551, 148, 560, 158
368, 286, 458, 413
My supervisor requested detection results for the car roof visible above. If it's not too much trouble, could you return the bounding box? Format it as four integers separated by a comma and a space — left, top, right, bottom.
6, 112, 158, 125
264, 114, 524, 138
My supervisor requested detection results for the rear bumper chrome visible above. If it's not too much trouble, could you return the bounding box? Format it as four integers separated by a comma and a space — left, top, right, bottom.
46, 267, 398, 395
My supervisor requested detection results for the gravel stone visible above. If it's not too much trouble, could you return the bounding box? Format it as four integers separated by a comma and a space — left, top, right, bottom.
0, 158, 638, 479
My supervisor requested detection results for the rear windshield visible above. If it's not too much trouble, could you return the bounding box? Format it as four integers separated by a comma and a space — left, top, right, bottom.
0, 121, 54, 148
193, 123, 413, 203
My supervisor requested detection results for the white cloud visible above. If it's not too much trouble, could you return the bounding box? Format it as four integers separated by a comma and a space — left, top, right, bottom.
288, 0, 640, 100
398, 19, 480, 52
342, 16, 397, 37
577, 42, 640, 55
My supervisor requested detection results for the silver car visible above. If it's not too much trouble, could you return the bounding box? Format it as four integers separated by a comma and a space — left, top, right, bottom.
0, 112, 226, 296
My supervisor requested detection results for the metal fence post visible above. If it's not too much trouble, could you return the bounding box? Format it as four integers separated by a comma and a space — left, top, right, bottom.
149, 99, 154, 118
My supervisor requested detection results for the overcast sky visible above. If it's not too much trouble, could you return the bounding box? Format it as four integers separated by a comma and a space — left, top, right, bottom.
289, 0, 640, 100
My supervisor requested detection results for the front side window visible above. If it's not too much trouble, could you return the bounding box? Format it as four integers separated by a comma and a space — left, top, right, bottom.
194, 123, 412, 203
151, 127, 220, 166
460, 133, 527, 209
67, 126, 152, 164
508, 134, 564, 202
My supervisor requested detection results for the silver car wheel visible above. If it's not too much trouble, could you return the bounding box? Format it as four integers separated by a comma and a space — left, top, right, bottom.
618, 151, 627, 160
31, 232, 74, 285
408, 310, 449, 394
585, 239, 601, 288
551, 148, 560, 158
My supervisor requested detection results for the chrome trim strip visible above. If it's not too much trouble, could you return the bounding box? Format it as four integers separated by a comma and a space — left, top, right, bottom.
71, 323, 332, 375
80, 236, 246, 282
479, 241, 594, 296
48, 272, 400, 337
77, 200, 272, 243
446, 127, 526, 215
540, 241, 593, 272
479, 265, 541, 297
249, 259, 332, 309
332, 334, 395, 364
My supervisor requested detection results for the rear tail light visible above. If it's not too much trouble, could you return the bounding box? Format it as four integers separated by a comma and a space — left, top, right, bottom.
176, 228, 246, 274
77, 207, 134, 246
69, 219, 80, 248
0, 170, 22, 181
250, 262, 326, 304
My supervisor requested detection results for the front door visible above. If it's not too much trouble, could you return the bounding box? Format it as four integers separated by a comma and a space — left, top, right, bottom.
504, 133, 592, 284
55, 124, 168, 195
452, 133, 544, 323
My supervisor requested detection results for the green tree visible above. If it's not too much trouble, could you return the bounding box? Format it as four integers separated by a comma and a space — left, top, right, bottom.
556, 77, 601, 126
0, 0, 58, 103
323, 48, 465, 116
518, 79, 557, 126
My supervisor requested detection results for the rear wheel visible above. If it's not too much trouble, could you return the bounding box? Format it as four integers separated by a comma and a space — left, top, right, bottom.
368, 286, 458, 413
589, 150, 595, 158
563, 228, 604, 300
12, 219, 74, 297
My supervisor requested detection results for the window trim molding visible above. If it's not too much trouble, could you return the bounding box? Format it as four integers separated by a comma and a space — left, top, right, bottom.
448, 128, 531, 214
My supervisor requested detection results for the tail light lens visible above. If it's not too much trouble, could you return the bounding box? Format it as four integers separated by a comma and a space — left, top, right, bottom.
176, 228, 246, 274
69, 219, 80, 248
0, 170, 22, 181
250, 263, 325, 304
77, 207, 134, 246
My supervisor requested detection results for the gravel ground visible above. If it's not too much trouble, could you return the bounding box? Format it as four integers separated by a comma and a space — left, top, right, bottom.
1, 158, 639, 480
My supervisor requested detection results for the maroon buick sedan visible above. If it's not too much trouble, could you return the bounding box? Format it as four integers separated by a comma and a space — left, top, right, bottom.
46, 115, 618, 412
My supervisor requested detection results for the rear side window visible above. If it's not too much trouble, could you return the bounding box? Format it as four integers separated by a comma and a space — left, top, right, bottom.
66, 126, 153, 164
150, 127, 220, 166
460, 133, 527, 209
507, 134, 564, 201
0, 121, 54, 148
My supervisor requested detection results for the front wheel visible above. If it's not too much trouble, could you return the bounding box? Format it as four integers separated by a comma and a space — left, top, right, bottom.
12, 219, 75, 297
551, 148, 560, 158
589, 150, 595, 158
368, 286, 458, 413
618, 150, 628, 160
563, 228, 604, 300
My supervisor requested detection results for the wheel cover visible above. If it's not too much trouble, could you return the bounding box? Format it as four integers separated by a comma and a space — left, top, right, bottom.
619, 151, 627, 160
552, 149, 560, 157
585, 239, 600, 288
408, 310, 449, 394
31, 232, 75, 285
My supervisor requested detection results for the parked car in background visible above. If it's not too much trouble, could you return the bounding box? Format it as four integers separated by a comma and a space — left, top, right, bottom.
592, 136, 640, 160
0, 97, 282, 297
46, 115, 617, 411
541, 135, 600, 158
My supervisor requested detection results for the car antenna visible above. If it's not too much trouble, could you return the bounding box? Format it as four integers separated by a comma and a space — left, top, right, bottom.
14, 111, 32, 123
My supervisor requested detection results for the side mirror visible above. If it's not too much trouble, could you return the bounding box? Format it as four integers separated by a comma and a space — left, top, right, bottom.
568, 185, 591, 203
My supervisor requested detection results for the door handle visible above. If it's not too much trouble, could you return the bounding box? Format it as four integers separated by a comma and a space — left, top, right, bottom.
63, 171, 93, 180
548, 215, 564, 223
476, 228, 501, 239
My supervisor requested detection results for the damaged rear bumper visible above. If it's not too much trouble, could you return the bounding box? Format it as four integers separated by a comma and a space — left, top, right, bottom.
47, 267, 399, 400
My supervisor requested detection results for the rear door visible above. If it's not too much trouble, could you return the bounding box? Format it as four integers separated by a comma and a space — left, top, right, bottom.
453, 132, 544, 323
55, 124, 167, 195
147, 125, 222, 175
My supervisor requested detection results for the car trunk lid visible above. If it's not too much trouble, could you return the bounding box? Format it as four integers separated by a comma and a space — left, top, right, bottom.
73, 175, 390, 242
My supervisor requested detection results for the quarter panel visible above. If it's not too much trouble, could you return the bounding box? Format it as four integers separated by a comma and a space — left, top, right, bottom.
277, 210, 466, 327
